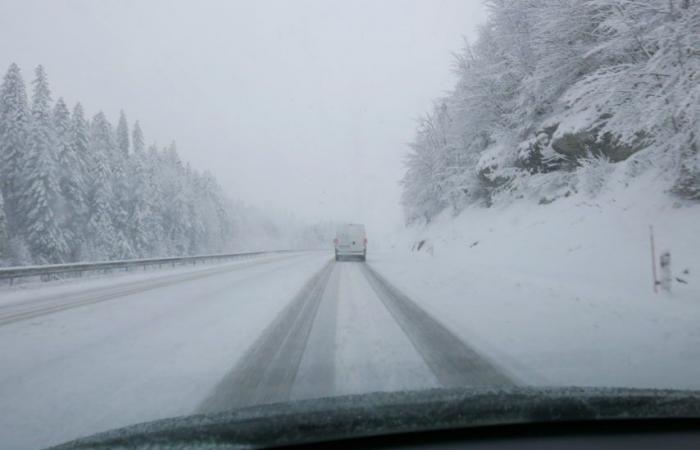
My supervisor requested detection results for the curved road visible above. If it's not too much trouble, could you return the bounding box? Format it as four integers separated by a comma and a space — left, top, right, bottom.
0, 252, 513, 450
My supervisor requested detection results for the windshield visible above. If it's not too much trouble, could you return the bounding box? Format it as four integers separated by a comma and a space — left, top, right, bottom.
0, 1, 699, 449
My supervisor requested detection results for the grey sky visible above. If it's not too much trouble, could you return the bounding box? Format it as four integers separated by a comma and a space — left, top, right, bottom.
0, 0, 488, 236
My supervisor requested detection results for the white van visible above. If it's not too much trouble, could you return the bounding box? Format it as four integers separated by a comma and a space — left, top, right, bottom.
334, 224, 367, 261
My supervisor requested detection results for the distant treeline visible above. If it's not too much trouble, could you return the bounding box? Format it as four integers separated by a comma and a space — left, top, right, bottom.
0, 64, 234, 265
402, 0, 699, 224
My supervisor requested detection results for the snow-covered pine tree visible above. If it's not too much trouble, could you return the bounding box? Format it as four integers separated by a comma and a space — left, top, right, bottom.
53, 99, 76, 255
1, 64, 247, 263
62, 103, 92, 261
207, 172, 232, 251
144, 143, 167, 256
20, 65, 68, 263
109, 113, 134, 259
70, 103, 90, 168
183, 162, 202, 254
86, 111, 118, 260
126, 120, 150, 256
0, 192, 6, 264
126, 153, 150, 257
159, 142, 191, 255
0, 63, 31, 237
124, 121, 153, 257
131, 120, 144, 154
66, 103, 91, 259
53, 98, 89, 260
192, 171, 220, 253
52, 100, 70, 212
116, 110, 130, 158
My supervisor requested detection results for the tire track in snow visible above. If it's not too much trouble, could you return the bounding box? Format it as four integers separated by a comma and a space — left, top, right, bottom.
196, 260, 334, 413
290, 263, 341, 400
360, 263, 515, 388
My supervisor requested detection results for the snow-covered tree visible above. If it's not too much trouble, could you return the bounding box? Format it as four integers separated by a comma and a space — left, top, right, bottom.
116, 110, 130, 158
125, 125, 153, 257
131, 120, 144, 154
125, 120, 151, 256
402, 110, 450, 223
402, 0, 700, 223
0, 62, 262, 265
53, 99, 89, 260
68, 103, 91, 244
158, 142, 192, 255
0, 192, 6, 264
110, 113, 134, 259
19, 65, 68, 263
86, 111, 118, 260
0, 63, 30, 237
144, 143, 168, 255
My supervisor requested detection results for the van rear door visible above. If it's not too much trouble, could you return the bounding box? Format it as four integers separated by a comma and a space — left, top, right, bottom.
336, 225, 366, 253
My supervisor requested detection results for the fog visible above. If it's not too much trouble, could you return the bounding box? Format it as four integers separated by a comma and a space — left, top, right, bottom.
0, 0, 487, 236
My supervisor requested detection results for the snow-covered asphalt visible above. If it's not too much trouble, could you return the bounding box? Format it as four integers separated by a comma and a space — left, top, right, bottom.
0, 252, 510, 450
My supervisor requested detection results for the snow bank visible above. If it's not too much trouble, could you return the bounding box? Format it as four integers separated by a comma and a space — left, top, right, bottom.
372, 174, 700, 389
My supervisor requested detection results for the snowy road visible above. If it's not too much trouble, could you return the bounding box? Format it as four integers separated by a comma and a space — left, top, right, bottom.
0, 252, 511, 450
197, 261, 513, 414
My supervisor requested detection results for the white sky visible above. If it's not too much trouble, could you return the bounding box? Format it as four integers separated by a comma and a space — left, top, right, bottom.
0, 0, 488, 236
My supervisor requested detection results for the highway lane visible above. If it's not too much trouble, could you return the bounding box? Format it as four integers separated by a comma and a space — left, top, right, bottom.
0, 252, 330, 450
198, 260, 513, 413
0, 254, 513, 450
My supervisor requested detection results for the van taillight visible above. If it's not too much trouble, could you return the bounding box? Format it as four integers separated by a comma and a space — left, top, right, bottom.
334, 238, 339, 246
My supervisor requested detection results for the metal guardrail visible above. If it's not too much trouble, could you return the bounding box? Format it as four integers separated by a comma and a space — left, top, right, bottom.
0, 250, 297, 285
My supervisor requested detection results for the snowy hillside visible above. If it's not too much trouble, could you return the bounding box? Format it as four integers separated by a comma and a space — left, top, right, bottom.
375, 172, 700, 388
401, 0, 699, 222
389, 2, 700, 386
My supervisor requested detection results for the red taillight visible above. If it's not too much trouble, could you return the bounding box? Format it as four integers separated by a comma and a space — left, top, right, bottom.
333, 238, 339, 246
364, 237, 367, 245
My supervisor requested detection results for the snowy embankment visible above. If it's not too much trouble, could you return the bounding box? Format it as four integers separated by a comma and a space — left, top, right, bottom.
372, 174, 700, 390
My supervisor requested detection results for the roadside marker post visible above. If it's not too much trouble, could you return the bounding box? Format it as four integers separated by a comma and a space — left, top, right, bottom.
659, 251, 672, 294
650, 226, 658, 294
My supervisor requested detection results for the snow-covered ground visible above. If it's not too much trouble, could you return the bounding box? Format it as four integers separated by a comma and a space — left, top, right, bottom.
0, 252, 330, 450
371, 174, 700, 390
